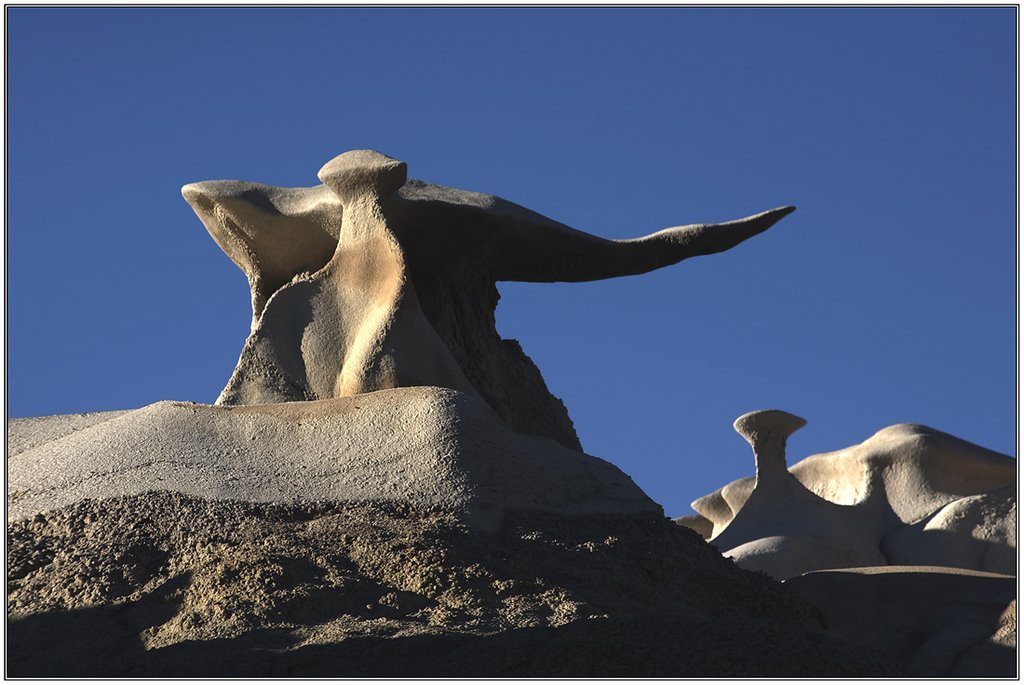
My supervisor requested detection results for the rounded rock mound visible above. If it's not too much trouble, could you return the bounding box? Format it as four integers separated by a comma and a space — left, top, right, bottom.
8, 386, 659, 531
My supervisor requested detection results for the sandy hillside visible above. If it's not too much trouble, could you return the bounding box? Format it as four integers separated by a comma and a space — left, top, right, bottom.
7, 491, 901, 676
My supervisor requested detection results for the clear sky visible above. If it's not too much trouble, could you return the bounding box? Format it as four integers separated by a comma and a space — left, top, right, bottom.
6, 7, 1017, 517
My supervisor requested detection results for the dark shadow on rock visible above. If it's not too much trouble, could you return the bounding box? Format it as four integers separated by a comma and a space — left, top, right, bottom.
7, 573, 192, 676
6, 496, 908, 677
880, 525, 1017, 577
785, 568, 1016, 677
273, 615, 904, 678
9, 602, 904, 677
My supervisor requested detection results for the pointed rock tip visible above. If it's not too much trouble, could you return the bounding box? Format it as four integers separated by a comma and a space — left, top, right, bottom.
181, 182, 203, 200
181, 180, 251, 203
757, 205, 796, 221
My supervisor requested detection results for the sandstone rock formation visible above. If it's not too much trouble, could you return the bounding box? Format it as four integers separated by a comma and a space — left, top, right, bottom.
183, 150, 794, 451
706, 410, 889, 580
679, 414, 1016, 578
11, 151, 831, 676
11, 149, 1010, 676
673, 413, 1017, 676
7, 388, 659, 532
7, 404, 900, 677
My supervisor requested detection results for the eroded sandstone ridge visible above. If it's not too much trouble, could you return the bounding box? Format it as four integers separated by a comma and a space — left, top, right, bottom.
183, 150, 793, 450
674, 411, 1016, 675
680, 412, 1016, 579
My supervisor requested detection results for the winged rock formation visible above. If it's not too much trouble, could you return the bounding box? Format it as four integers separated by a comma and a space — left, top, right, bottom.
10, 151, 1009, 676
183, 149, 794, 450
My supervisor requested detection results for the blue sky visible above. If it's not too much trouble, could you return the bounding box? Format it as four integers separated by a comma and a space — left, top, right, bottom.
7, 7, 1016, 517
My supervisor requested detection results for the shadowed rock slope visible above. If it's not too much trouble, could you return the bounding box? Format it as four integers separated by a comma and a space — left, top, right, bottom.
8, 494, 900, 677
785, 566, 1016, 677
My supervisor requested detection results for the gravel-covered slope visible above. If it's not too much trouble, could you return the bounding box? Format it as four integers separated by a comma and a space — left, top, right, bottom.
7, 492, 901, 677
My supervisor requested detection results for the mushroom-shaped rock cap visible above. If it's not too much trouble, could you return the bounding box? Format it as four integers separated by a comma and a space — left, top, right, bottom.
734, 409, 807, 445
318, 149, 408, 202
